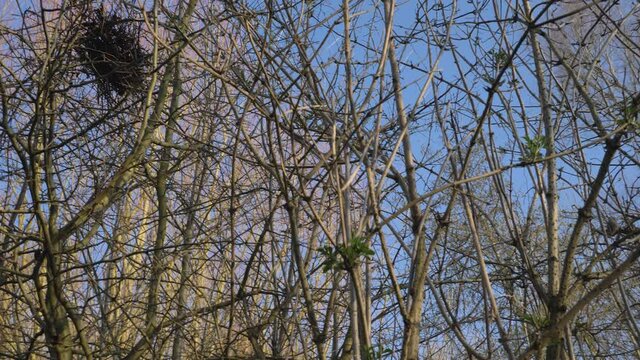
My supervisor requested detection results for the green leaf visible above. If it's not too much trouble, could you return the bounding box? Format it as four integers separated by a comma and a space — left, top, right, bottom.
521, 135, 547, 162
319, 236, 375, 273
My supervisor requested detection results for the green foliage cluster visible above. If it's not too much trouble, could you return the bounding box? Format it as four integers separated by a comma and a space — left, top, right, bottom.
617, 99, 640, 129
521, 135, 547, 162
489, 48, 509, 70
481, 48, 509, 85
318, 236, 374, 273
522, 312, 550, 330
364, 344, 393, 360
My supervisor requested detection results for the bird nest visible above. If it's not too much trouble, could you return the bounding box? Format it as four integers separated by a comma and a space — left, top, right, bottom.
76, 9, 149, 100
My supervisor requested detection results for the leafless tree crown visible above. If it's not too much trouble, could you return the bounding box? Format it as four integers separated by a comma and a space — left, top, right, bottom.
1, 1, 639, 359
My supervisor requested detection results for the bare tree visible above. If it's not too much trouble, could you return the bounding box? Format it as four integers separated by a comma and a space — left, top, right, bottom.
1, 0, 639, 359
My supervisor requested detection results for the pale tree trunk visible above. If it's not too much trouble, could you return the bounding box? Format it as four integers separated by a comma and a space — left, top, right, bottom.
103, 197, 132, 349
0, 182, 27, 355
285, 197, 327, 360
38, 95, 76, 360
171, 163, 204, 359
223, 126, 240, 359
145, 51, 184, 359
341, 1, 372, 354
386, 31, 427, 360
122, 2, 198, 357
118, 186, 150, 347
522, 2, 563, 358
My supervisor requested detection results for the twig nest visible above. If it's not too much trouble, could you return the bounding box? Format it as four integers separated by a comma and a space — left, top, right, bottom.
77, 9, 149, 99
